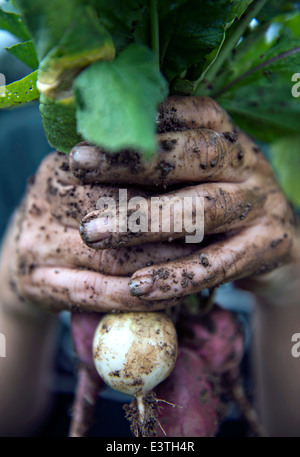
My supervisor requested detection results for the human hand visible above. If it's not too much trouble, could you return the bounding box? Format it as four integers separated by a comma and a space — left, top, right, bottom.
6, 151, 197, 315
72, 96, 297, 301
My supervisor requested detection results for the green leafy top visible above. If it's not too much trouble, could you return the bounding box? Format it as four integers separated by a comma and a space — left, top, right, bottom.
1, 0, 300, 205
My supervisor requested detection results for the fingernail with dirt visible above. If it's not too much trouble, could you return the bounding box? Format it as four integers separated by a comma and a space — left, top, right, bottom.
129, 276, 154, 297
71, 145, 101, 170
81, 214, 114, 243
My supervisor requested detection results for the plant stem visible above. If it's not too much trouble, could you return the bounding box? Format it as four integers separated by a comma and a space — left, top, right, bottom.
150, 0, 159, 69
193, 0, 268, 94
215, 46, 300, 97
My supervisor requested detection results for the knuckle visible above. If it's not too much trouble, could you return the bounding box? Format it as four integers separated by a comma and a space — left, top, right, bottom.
230, 141, 246, 169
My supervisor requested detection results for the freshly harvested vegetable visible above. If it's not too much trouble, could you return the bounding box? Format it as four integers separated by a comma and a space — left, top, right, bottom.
154, 304, 266, 437
155, 347, 225, 437
179, 304, 245, 374
71, 312, 103, 376
92, 311, 178, 437
69, 312, 103, 437
68, 303, 264, 437
154, 305, 245, 437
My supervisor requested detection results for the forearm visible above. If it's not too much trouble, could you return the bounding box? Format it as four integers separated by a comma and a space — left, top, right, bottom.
0, 213, 58, 436
252, 299, 300, 437
0, 307, 58, 436
250, 229, 300, 436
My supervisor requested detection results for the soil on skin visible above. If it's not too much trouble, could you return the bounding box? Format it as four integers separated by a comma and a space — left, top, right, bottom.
157, 105, 186, 134
123, 391, 159, 437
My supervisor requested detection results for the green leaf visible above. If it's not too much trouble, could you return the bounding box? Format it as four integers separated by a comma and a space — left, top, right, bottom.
39, 95, 82, 153
14, 1, 115, 98
5, 40, 39, 69
197, 8, 300, 96
206, 11, 300, 94
278, 11, 300, 37
209, 16, 300, 144
228, 0, 255, 21
13, 0, 83, 60
216, 39, 300, 98
217, 67, 300, 143
159, 0, 254, 81
89, 0, 148, 51
38, 10, 115, 98
0, 1, 18, 13
0, 71, 39, 108
212, 24, 270, 91
74, 44, 168, 159
270, 136, 300, 208
0, 7, 30, 40
257, 0, 298, 24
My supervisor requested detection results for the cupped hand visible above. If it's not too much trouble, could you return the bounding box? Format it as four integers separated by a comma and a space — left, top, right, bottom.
8, 152, 196, 313
71, 96, 297, 301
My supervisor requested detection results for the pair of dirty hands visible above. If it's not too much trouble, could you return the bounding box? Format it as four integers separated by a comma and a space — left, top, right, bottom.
9, 96, 296, 315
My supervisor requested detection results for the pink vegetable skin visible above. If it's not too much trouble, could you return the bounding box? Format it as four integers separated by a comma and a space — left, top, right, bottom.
181, 305, 245, 374
69, 312, 103, 437
155, 347, 224, 437
71, 312, 103, 378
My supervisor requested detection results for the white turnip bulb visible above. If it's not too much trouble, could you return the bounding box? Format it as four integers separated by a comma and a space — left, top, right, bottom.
92, 311, 178, 435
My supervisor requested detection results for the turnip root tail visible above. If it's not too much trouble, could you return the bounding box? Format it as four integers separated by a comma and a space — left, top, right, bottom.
69, 363, 102, 437
123, 391, 159, 437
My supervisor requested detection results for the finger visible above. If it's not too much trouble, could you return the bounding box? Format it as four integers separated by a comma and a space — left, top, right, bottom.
127, 223, 292, 300
45, 184, 148, 228
46, 183, 119, 228
80, 182, 267, 249
69, 129, 257, 187
18, 223, 197, 276
21, 266, 180, 312
33, 151, 81, 191
157, 95, 235, 133
26, 152, 89, 228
